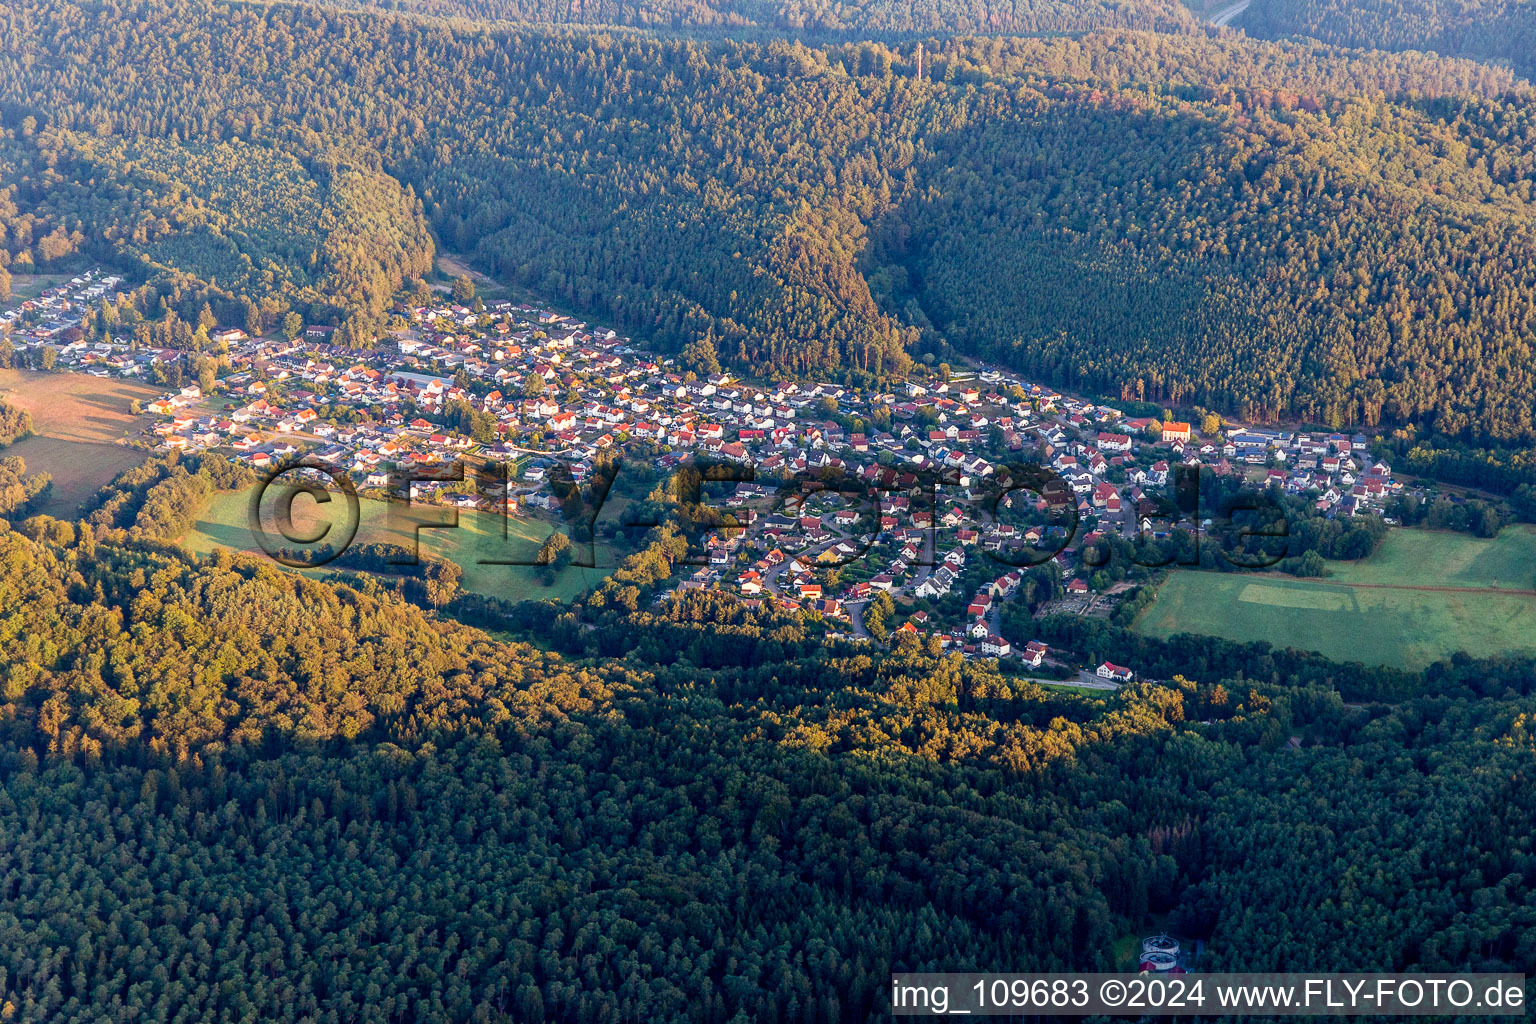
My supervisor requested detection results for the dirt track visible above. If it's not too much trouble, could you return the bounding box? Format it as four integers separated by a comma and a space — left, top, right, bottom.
1209, 0, 1251, 26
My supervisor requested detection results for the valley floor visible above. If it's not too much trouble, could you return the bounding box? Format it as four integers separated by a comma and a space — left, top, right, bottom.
1133, 526, 1536, 669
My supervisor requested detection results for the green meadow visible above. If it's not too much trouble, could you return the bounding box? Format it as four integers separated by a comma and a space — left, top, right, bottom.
1323, 525, 1536, 590
181, 486, 619, 603
1133, 527, 1536, 670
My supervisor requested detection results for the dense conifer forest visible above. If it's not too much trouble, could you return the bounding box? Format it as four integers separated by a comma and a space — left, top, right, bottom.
1239, 0, 1536, 79
0, 480, 1532, 1020
6, 0, 1536, 437
331, 0, 1198, 33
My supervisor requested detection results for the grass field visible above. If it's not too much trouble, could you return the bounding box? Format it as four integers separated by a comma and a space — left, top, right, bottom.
0, 368, 160, 517
182, 486, 619, 603
435, 253, 513, 302
1134, 527, 1536, 669
1324, 526, 1536, 591
5, 272, 76, 300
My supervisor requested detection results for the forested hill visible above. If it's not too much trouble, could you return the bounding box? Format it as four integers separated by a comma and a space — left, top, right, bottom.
1239, 0, 1536, 81
0, 128, 433, 328
7, 0, 1536, 438
323, 0, 1197, 35
0, 508, 1532, 1018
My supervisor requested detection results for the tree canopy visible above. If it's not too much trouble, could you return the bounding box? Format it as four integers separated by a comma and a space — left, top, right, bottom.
5, 1, 1536, 437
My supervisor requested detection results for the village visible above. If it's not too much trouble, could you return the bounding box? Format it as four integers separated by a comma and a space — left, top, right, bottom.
2, 272, 1408, 684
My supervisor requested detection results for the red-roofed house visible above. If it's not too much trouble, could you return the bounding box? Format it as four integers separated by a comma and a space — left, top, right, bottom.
1161, 421, 1191, 443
